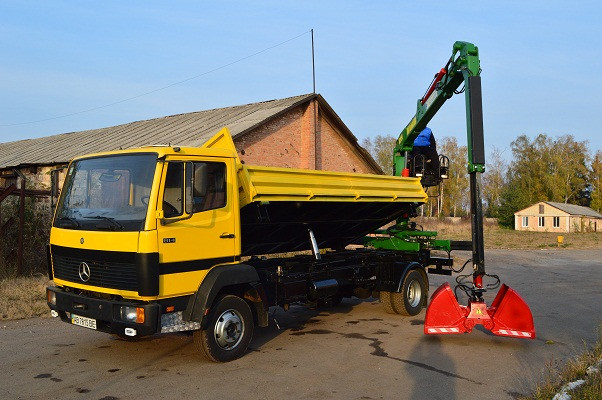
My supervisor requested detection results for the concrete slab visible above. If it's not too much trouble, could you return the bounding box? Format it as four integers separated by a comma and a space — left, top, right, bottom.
1, 249, 600, 400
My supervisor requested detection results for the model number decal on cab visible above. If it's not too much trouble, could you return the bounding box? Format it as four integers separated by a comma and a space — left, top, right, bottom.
163, 238, 176, 244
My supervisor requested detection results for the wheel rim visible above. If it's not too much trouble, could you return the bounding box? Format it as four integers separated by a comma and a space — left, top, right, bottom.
407, 279, 422, 308
214, 309, 245, 350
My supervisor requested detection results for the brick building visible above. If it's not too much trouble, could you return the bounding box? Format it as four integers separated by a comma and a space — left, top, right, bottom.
0, 93, 382, 197
514, 201, 602, 233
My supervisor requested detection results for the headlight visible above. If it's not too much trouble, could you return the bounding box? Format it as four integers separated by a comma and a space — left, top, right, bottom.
47, 289, 56, 306
120, 306, 145, 323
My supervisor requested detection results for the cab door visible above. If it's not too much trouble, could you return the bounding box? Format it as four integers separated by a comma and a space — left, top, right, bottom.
157, 157, 237, 295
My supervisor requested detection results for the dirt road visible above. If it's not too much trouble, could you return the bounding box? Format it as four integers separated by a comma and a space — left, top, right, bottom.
1, 249, 600, 400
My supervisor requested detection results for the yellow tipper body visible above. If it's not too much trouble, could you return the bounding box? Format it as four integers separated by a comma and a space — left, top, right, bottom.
239, 164, 426, 205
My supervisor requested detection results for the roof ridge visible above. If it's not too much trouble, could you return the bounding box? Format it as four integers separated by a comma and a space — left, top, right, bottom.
0, 93, 318, 146
544, 201, 602, 218
546, 200, 587, 208
0, 93, 330, 170
186, 93, 315, 115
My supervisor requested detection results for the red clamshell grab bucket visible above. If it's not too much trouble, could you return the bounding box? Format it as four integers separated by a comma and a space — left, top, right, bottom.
424, 282, 535, 339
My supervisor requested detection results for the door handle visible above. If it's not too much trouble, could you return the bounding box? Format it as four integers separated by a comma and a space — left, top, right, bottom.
220, 233, 235, 239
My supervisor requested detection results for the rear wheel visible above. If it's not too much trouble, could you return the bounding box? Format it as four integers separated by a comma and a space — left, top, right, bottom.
380, 291, 397, 314
391, 269, 426, 316
193, 295, 254, 362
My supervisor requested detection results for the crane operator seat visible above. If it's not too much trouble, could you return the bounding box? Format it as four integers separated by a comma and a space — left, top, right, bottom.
409, 127, 441, 187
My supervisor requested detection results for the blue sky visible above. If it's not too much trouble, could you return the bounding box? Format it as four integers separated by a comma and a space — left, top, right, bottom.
1, 1, 601, 161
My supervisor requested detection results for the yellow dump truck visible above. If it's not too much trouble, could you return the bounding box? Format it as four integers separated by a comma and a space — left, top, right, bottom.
46, 128, 456, 361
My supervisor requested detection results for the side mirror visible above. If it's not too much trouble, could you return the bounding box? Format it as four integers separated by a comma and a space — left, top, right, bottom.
161, 162, 194, 225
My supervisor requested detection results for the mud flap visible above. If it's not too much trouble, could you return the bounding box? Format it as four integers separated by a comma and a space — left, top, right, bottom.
424, 283, 535, 338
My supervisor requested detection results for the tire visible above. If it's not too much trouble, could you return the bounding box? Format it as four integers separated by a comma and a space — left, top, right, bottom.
391, 269, 427, 316
193, 295, 254, 362
380, 291, 397, 314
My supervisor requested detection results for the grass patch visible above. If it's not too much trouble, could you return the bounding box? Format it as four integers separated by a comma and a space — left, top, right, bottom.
0, 275, 52, 320
521, 325, 602, 400
415, 218, 601, 250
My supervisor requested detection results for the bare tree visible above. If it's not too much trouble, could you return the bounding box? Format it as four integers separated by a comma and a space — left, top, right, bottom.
361, 135, 397, 174
439, 137, 468, 217
482, 147, 507, 217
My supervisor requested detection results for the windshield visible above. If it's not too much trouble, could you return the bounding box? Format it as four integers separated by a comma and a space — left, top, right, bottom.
54, 153, 157, 231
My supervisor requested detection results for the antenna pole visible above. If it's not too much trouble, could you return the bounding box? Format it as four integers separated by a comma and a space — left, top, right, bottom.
311, 29, 316, 93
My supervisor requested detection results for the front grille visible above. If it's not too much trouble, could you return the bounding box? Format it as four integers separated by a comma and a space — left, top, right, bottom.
52, 247, 138, 292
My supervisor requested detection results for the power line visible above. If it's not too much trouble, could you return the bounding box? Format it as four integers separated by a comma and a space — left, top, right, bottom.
1, 30, 311, 127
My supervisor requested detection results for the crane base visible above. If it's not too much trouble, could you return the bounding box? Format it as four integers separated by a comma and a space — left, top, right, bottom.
424, 282, 535, 338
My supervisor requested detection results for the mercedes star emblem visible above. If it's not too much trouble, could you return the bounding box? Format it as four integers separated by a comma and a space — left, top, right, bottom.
78, 262, 91, 282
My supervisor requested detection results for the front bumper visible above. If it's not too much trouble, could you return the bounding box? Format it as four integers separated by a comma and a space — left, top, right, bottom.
47, 286, 161, 337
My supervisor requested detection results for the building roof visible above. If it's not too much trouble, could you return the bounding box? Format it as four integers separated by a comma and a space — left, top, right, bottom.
545, 202, 602, 218
515, 201, 602, 218
0, 93, 381, 172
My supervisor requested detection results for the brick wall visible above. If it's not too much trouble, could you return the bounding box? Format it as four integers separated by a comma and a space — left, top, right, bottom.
319, 115, 373, 173
0, 165, 66, 209
235, 99, 377, 174
0, 165, 68, 191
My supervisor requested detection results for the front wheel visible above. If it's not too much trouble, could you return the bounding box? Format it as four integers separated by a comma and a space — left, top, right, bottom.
193, 295, 254, 362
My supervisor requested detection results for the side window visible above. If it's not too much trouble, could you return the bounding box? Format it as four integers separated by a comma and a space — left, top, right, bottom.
192, 162, 226, 213
163, 163, 184, 218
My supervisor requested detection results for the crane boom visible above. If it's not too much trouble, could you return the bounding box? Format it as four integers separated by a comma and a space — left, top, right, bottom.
393, 41, 483, 177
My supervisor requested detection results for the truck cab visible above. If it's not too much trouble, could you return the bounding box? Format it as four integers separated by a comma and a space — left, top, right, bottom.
48, 142, 242, 332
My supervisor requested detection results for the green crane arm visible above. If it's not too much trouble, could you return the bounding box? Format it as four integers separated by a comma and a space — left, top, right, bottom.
392, 40, 488, 278
393, 41, 484, 176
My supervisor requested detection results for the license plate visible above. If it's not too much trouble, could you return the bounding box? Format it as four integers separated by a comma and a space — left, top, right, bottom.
71, 314, 97, 330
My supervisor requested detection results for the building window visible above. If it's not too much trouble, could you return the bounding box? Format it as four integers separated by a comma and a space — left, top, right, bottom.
522, 216, 529, 227
539, 204, 544, 214
553, 216, 560, 228
538, 216, 545, 227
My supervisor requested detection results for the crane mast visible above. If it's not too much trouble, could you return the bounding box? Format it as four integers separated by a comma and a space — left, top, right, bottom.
389, 41, 535, 338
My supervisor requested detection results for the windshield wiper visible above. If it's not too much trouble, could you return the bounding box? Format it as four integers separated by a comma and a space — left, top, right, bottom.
57, 216, 81, 228
84, 215, 124, 230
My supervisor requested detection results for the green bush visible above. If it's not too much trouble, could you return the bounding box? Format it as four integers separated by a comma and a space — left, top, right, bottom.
0, 197, 52, 279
